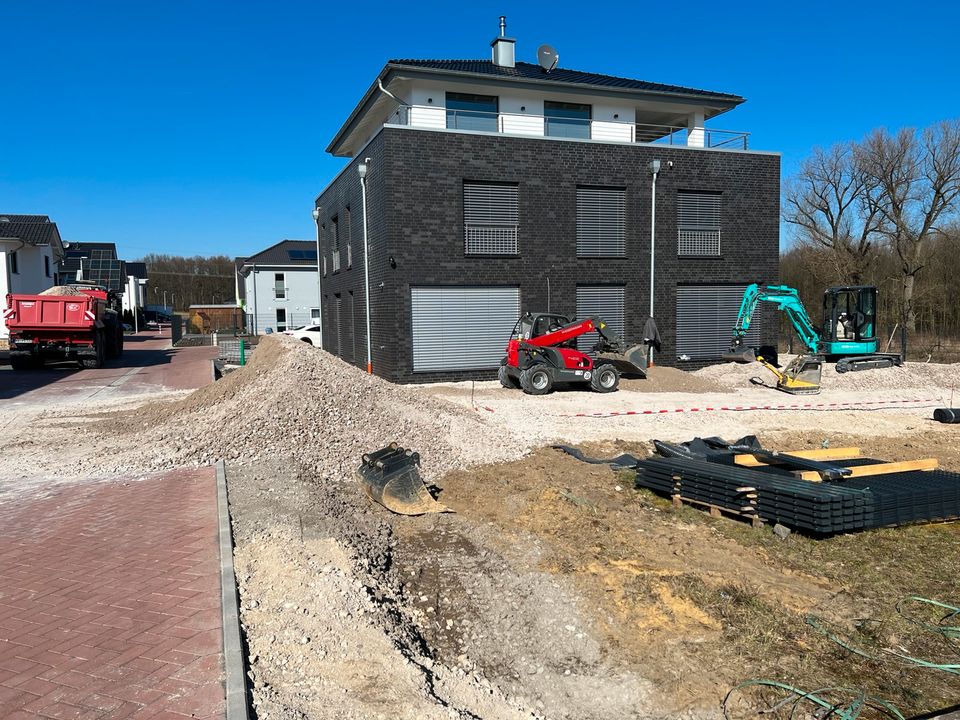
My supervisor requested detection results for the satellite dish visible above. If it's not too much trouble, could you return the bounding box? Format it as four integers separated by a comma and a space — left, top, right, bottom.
537, 44, 559, 72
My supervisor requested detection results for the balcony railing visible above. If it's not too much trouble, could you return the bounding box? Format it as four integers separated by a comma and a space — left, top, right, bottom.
387, 106, 750, 150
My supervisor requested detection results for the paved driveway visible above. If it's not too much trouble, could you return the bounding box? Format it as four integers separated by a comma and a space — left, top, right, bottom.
0, 331, 218, 405
0, 467, 225, 720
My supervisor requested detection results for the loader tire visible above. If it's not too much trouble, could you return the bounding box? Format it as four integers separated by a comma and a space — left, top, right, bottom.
498, 364, 519, 389
519, 366, 553, 395
590, 364, 620, 393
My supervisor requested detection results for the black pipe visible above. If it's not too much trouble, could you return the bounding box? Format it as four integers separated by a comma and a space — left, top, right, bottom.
934, 408, 960, 423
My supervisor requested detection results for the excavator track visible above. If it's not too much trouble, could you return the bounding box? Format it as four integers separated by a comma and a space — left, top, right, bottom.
834, 354, 904, 373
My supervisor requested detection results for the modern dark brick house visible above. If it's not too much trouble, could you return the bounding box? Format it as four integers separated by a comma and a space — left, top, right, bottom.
314, 20, 779, 383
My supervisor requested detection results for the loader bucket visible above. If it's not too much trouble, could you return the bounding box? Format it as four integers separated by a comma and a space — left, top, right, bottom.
357, 444, 450, 516
598, 344, 648, 378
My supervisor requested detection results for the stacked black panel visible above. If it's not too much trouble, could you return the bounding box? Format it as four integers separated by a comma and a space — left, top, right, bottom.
634, 457, 875, 533
636, 455, 960, 533
842, 469, 960, 527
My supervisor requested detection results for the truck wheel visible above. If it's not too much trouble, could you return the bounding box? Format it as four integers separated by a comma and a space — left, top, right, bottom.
519, 366, 553, 395
10, 354, 35, 371
498, 364, 519, 389
590, 364, 620, 393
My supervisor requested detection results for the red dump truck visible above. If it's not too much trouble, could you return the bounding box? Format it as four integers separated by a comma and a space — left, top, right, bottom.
4, 286, 124, 370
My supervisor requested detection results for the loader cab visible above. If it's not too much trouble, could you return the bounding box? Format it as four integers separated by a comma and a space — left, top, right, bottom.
514, 313, 572, 341
822, 286, 879, 354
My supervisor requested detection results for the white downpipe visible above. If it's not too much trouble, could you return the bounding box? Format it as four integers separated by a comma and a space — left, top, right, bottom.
359, 163, 373, 374
649, 159, 661, 366
312, 209, 324, 347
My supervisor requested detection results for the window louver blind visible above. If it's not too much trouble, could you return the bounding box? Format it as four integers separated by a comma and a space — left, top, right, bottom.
464, 182, 519, 255
676, 285, 762, 360
577, 187, 626, 257
411, 287, 520, 372
575, 286, 626, 352
677, 191, 721, 256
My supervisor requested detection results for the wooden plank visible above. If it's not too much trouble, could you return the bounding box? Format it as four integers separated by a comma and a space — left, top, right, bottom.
735, 447, 861, 467
796, 458, 939, 481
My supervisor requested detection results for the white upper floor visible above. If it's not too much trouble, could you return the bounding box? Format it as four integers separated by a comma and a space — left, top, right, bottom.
328, 21, 749, 158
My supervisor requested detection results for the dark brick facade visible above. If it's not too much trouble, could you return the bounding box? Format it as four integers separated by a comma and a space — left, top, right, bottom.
316, 126, 779, 383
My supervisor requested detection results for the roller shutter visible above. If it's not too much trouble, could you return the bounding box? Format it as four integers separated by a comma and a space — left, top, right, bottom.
576, 187, 626, 257
575, 286, 625, 352
676, 285, 761, 360
677, 191, 721, 256
463, 182, 519, 255
411, 287, 520, 372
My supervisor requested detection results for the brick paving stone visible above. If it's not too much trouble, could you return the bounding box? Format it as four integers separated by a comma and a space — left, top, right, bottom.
0, 468, 226, 719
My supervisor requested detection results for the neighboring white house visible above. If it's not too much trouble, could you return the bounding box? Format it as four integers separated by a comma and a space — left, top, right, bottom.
236, 240, 320, 334
0, 214, 65, 341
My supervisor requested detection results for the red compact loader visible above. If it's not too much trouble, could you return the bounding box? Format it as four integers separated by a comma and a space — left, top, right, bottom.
499, 312, 647, 395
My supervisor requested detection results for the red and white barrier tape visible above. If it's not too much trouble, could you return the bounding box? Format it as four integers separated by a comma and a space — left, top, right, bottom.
559, 397, 942, 418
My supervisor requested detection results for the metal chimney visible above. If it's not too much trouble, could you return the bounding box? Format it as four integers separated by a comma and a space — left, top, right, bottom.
490, 15, 515, 68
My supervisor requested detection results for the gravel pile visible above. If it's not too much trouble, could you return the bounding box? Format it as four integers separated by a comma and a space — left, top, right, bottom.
38, 285, 88, 296
697, 355, 956, 394
79, 334, 522, 479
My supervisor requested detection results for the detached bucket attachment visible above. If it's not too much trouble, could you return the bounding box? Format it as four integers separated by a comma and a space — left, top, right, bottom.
598, 344, 648, 378
357, 443, 450, 516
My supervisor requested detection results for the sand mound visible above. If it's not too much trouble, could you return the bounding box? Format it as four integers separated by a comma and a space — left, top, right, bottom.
622, 366, 728, 394
78, 335, 523, 479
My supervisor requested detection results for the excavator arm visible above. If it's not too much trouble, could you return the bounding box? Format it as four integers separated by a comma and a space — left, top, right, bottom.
726, 283, 821, 362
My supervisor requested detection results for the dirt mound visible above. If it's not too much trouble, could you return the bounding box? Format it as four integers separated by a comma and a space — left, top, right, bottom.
38, 285, 87, 296
72, 335, 523, 479
622, 365, 728, 394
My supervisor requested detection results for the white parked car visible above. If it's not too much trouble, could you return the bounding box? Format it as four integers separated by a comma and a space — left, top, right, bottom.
283, 325, 323, 346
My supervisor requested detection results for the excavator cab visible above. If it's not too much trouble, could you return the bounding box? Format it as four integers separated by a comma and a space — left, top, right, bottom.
821, 286, 879, 354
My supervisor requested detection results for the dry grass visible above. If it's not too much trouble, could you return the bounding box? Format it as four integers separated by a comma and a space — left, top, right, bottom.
655, 492, 960, 715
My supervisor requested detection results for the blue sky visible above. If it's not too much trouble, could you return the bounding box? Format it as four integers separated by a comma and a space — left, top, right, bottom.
2, 1, 957, 260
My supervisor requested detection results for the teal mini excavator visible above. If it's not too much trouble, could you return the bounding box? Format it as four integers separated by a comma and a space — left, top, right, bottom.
723, 283, 903, 393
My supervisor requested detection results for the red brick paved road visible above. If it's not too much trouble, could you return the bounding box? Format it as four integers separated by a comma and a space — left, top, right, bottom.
0, 468, 226, 719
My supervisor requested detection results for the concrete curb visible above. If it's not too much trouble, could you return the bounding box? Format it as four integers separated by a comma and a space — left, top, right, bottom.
215, 460, 251, 720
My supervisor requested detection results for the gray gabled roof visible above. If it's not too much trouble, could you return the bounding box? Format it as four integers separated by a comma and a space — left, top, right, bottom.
390, 59, 743, 100
237, 240, 317, 270
0, 214, 63, 248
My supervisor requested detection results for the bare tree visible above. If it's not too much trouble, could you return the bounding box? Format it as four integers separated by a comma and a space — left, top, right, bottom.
784, 143, 884, 284
857, 120, 960, 331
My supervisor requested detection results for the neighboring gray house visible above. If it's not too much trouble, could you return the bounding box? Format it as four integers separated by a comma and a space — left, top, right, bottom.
0, 214, 65, 342
236, 240, 320, 333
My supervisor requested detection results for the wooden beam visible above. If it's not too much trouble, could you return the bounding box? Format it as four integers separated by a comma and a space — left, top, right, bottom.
796, 458, 939, 482
735, 447, 861, 467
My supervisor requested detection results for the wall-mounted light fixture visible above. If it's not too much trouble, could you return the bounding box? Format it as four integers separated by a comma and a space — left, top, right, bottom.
613, 113, 619, 119
520, 105, 526, 112
427, 97, 433, 104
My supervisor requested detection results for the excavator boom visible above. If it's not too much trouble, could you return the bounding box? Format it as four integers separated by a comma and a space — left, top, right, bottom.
723, 283, 821, 363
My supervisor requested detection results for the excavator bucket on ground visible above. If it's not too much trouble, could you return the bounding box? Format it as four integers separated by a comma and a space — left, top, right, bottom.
357, 443, 450, 516
597, 344, 648, 378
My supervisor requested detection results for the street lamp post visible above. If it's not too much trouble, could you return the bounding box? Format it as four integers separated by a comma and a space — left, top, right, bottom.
648, 159, 661, 367
312, 207, 324, 346
358, 158, 372, 374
